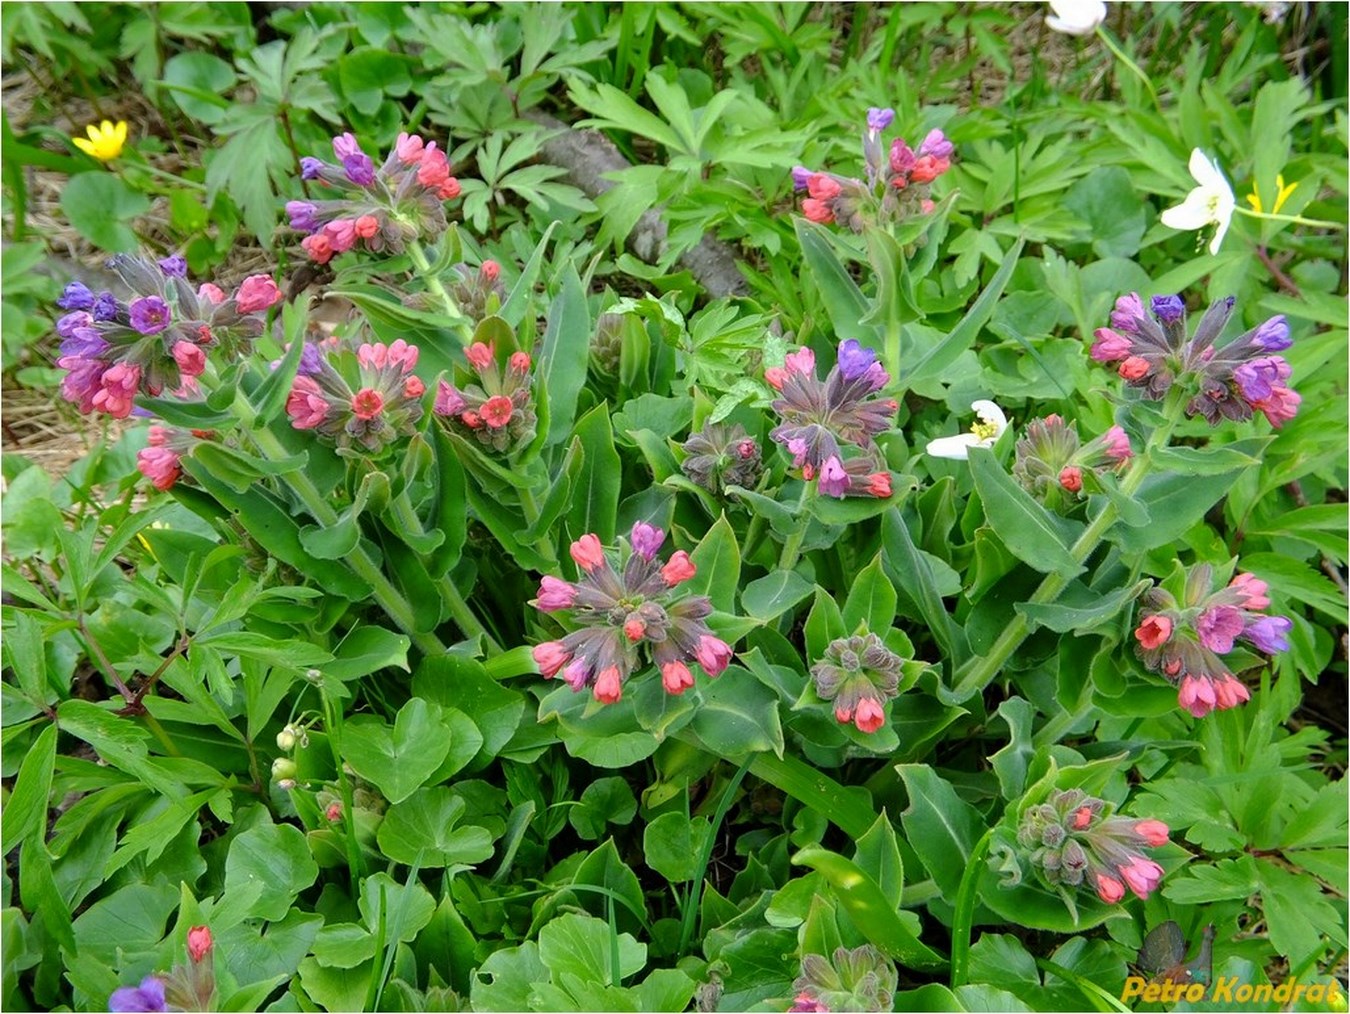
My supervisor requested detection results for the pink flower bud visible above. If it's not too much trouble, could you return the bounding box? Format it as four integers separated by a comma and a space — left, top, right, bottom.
535, 576, 577, 612
623, 617, 646, 642
481, 260, 501, 281
1095, 873, 1125, 904
661, 661, 695, 695
235, 275, 283, 314
854, 696, 885, 733
434, 381, 465, 417
1134, 819, 1170, 847
784, 347, 815, 376
354, 214, 380, 239
1118, 856, 1164, 899
532, 640, 570, 677
1118, 356, 1150, 381
509, 351, 531, 374
569, 534, 606, 572
197, 282, 226, 305
1058, 465, 1083, 493
1090, 328, 1132, 363
593, 665, 623, 704
1228, 572, 1270, 610
1102, 425, 1132, 464
404, 375, 425, 398
187, 926, 213, 964
326, 802, 343, 821
395, 132, 425, 164
172, 341, 206, 378
465, 342, 494, 371
286, 376, 329, 429
694, 635, 732, 677
661, 550, 696, 586
301, 234, 334, 264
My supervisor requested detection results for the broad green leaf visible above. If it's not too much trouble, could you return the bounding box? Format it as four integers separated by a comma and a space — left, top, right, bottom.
342, 699, 454, 804
540, 264, 591, 445
538, 912, 646, 984
59, 173, 150, 252
1, 722, 55, 853
795, 218, 879, 345
642, 811, 712, 883
566, 404, 622, 544
1015, 580, 1150, 634
688, 668, 784, 758
841, 552, 898, 634
326, 626, 410, 681
376, 787, 495, 869
223, 823, 318, 922
740, 570, 815, 623
686, 514, 740, 614
569, 777, 638, 841
895, 764, 986, 897
968, 447, 1083, 578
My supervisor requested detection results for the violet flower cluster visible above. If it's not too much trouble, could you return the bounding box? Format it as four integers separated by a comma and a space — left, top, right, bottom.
288, 131, 462, 264
768, 339, 896, 499
1017, 789, 1171, 905
793, 106, 954, 232
809, 632, 904, 733
680, 422, 763, 496
55, 255, 281, 418
1134, 563, 1290, 718
284, 338, 426, 454
789, 945, 897, 1014
531, 524, 734, 704
1091, 293, 1300, 428
432, 341, 537, 454
1012, 414, 1133, 509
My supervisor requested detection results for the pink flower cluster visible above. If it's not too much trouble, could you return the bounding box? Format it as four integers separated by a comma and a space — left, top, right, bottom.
135, 425, 205, 491
284, 338, 426, 454
1018, 789, 1171, 905
1134, 564, 1291, 718
1012, 414, 1133, 508
54, 256, 280, 419
432, 341, 537, 454
531, 524, 735, 704
289, 131, 463, 263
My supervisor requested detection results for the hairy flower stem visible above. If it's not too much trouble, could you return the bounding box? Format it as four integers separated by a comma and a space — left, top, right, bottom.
1235, 205, 1347, 231
950, 388, 1188, 704
404, 237, 463, 325
232, 390, 451, 655
778, 482, 814, 571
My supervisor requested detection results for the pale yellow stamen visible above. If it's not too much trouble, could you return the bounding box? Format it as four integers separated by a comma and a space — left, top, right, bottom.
971, 420, 999, 440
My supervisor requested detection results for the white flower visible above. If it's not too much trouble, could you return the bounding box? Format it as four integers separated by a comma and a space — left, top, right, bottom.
1045, 0, 1107, 35
1159, 149, 1236, 255
925, 400, 1009, 460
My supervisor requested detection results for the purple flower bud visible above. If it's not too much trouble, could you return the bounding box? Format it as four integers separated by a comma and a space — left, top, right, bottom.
57, 281, 94, 310
300, 157, 325, 180
60, 327, 108, 358
109, 975, 168, 1013
1252, 314, 1291, 352
867, 107, 895, 133
890, 139, 916, 173
299, 342, 326, 376
57, 311, 92, 338
1150, 295, 1185, 323
1233, 356, 1291, 403
819, 456, 849, 497
1110, 292, 1145, 334
92, 292, 118, 321
342, 153, 376, 187
629, 521, 666, 560
918, 128, 954, 159
286, 200, 319, 233
837, 338, 879, 380
332, 132, 362, 160
791, 166, 813, 192
1242, 615, 1292, 654
128, 296, 171, 335
158, 255, 187, 278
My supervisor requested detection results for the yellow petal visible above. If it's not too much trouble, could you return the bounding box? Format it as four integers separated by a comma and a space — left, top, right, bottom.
1245, 191, 1262, 213
113, 121, 128, 145
72, 136, 96, 156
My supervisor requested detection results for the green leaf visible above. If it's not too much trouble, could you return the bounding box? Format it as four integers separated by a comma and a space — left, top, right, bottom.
223, 823, 319, 922
740, 570, 815, 623
326, 627, 410, 681
161, 51, 235, 124
566, 404, 622, 544
570, 777, 638, 841
471, 941, 548, 1012
539, 912, 646, 985
853, 811, 905, 910
540, 264, 592, 446
842, 552, 898, 634
968, 447, 1083, 578
896, 764, 986, 897
803, 586, 846, 661
59, 173, 150, 252
414, 655, 525, 765
687, 668, 784, 758
795, 218, 880, 345
1, 722, 55, 853
1107, 467, 1247, 553
882, 510, 962, 663
338, 47, 411, 116
342, 699, 455, 804
686, 514, 740, 614
376, 787, 496, 869
1015, 580, 1150, 634
642, 811, 712, 883
1064, 167, 1146, 259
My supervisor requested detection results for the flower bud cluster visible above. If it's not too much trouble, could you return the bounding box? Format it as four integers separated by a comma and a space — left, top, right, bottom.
790, 945, 897, 1013
55, 255, 280, 418
135, 425, 212, 492
531, 523, 735, 704
1091, 293, 1300, 428
444, 260, 505, 322
432, 341, 537, 453
1017, 789, 1171, 905
284, 338, 426, 455
1135, 563, 1291, 718
769, 340, 896, 499
288, 131, 462, 263
809, 632, 904, 733
681, 422, 762, 495
1012, 414, 1133, 508
792, 106, 954, 233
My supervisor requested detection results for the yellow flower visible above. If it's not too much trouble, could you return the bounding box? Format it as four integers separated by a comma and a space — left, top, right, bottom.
72, 120, 127, 162
1246, 174, 1299, 215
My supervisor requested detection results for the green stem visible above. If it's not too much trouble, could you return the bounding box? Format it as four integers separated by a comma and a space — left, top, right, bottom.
677, 756, 753, 956
1095, 27, 1163, 116
405, 239, 462, 322
1234, 205, 1347, 231
950, 390, 1188, 702
950, 828, 994, 989
778, 483, 813, 571
323, 690, 364, 898
233, 391, 448, 655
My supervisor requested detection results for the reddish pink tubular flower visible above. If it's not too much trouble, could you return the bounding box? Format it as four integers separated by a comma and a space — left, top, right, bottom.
694, 635, 732, 677
354, 214, 380, 239
481, 259, 501, 281
623, 617, 646, 642
570, 534, 606, 572
1252, 386, 1300, 428
1070, 807, 1093, 830
1134, 614, 1172, 650
801, 198, 833, 223
1058, 465, 1083, 492
351, 387, 385, 420
434, 381, 465, 416
1095, 873, 1126, 904
661, 550, 696, 585
1178, 674, 1217, 718
404, 375, 425, 398
395, 132, 425, 164
1119, 856, 1164, 898
834, 703, 853, 724
868, 471, 892, 498
301, 234, 334, 264
1213, 673, 1250, 710
806, 173, 841, 200
137, 446, 181, 491
481, 395, 514, 429
187, 926, 213, 964
173, 341, 206, 377
1090, 328, 1132, 363
286, 376, 330, 429
764, 366, 788, 390
509, 351, 531, 374
438, 178, 461, 200
535, 575, 577, 612
661, 661, 695, 695
1134, 819, 1170, 847
465, 342, 494, 370
1118, 356, 1150, 381
235, 275, 283, 313
323, 219, 357, 253
462, 411, 482, 428
784, 347, 816, 375
325, 802, 343, 821
593, 665, 623, 703
93, 362, 140, 418
1228, 573, 1270, 610
532, 640, 570, 677
854, 696, 885, 733
1102, 425, 1132, 463
197, 282, 226, 305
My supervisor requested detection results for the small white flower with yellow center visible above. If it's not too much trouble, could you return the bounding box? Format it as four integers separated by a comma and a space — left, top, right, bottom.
1160, 149, 1236, 255
926, 400, 1009, 460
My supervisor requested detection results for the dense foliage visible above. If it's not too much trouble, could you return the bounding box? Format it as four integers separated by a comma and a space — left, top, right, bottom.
2, 3, 1346, 1013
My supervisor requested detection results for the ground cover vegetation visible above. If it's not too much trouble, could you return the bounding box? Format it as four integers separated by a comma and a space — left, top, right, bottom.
1, 2, 1347, 1012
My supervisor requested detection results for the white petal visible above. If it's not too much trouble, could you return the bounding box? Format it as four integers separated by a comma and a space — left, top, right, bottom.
925, 433, 981, 460
1187, 149, 1229, 195
1208, 208, 1232, 254
971, 399, 1008, 435
1160, 190, 1215, 230
1045, 0, 1106, 32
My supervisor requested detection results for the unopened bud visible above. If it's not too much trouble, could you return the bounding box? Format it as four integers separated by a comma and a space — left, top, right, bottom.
187, 925, 213, 963
276, 726, 297, 751
271, 757, 297, 781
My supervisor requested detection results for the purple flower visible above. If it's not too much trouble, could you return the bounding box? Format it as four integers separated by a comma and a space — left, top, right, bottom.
918, 128, 954, 159
332, 132, 362, 160
1242, 615, 1292, 654
128, 296, 171, 335
1252, 315, 1291, 352
791, 166, 813, 191
342, 153, 376, 187
158, 254, 187, 278
1151, 295, 1185, 323
836, 339, 878, 381
819, 456, 849, 497
300, 156, 325, 180
109, 976, 167, 1013
1233, 356, 1291, 402
57, 280, 94, 310
866, 107, 895, 133
1110, 292, 1145, 334
630, 521, 666, 560
60, 327, 109, 359
56, 311, 93, 338
299, 342, 326, 376
1196, 604, 1245, 654
286, 201, 319, 232
92, 291, 118, 320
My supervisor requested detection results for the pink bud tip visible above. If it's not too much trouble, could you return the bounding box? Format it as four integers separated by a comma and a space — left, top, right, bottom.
569, 534, 606, 572
187, 926, 213, 963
